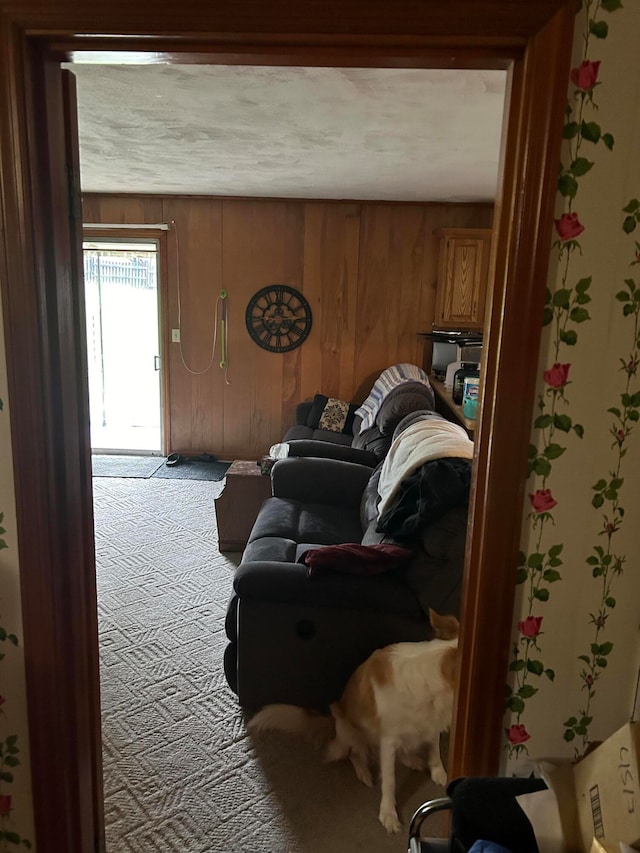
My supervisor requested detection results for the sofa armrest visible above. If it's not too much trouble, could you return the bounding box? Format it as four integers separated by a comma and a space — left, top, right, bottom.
271, 457, 373, 506
295, 401, 313, 425
286, 439, 377, 467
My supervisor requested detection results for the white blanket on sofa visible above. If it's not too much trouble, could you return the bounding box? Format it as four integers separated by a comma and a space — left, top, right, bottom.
377, 418, 474, 517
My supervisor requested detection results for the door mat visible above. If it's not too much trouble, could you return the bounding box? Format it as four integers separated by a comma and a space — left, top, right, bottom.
92, 455, 165, 479
150, 459, 231, 482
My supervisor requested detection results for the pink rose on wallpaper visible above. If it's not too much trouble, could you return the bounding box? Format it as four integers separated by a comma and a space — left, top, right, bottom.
554, 212, 585, 241
518, 616, 544, 638
570, 60, 601, 92
506, 724, 531, 746
0, 795, 11, 816
543, 363, 571, 388
529, 489, 557, 513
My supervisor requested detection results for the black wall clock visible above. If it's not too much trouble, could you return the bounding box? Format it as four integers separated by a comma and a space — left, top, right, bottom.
245, 285, 313, 353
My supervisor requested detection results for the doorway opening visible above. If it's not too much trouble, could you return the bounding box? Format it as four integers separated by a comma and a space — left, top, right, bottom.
77, 65, 503, 851
83, 237, 163, 454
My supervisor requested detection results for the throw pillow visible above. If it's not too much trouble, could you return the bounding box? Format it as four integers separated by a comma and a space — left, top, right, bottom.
306, 394, 357, 434
298, 542, 414, 578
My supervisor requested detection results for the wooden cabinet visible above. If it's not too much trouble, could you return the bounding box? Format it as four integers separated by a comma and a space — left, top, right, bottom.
215, 460, 272, 551
434, 228, 492, 330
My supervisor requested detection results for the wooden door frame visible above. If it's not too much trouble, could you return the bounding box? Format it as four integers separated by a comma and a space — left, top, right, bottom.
0, 3, 577, 851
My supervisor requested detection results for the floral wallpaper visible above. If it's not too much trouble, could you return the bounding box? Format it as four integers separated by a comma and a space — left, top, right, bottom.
505, 0, 640, 765
0, 301, 34, 848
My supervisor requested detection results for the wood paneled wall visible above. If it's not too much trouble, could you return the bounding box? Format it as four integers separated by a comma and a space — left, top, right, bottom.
82, 194, 493, 458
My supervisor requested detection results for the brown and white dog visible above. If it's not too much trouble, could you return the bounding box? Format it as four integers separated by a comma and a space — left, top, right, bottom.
248, 609, 459, 833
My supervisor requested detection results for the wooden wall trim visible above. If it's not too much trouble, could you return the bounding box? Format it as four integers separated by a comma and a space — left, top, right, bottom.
83, 190, 496, 209
449, 4, 577, 777
0, 41, 103, 850
4, 0, 565, 40
0, 2, 577, 851
158, 230, 171, 455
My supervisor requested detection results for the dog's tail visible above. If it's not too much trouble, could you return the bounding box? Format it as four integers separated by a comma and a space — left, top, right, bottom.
248, 704, 334, 746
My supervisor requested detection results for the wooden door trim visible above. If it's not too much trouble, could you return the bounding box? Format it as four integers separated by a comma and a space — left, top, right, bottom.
158, 229, 171, 456
0, 3, 577, 851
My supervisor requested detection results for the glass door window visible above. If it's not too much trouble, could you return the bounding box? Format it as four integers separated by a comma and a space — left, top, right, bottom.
83, 239, 162, 453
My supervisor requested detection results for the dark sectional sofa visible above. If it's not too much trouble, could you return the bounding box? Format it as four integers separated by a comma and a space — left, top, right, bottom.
223, 397, 473, 713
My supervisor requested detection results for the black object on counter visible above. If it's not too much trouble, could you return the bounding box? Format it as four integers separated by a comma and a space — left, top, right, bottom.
452, 363, 480, 405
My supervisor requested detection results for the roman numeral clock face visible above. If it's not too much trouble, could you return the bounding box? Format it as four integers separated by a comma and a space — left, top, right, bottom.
245, 285, 313, 353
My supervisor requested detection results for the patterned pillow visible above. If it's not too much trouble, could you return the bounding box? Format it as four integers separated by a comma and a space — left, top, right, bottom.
306, 394, 357, 434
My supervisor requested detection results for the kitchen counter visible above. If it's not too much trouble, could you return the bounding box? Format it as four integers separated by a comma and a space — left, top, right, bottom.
430, 378, 477, 437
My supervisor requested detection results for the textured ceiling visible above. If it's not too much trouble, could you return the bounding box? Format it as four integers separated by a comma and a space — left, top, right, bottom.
69, 64, 507, 202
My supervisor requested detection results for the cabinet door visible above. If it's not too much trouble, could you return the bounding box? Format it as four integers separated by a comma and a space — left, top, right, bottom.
435, 230, 492, 329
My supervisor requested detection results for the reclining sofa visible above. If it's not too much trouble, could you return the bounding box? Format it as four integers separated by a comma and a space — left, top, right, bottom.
223, 403, 474, 713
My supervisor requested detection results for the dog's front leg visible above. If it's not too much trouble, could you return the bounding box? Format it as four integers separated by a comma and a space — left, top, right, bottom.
426, 739, 447, 787
378, 736, 400, 833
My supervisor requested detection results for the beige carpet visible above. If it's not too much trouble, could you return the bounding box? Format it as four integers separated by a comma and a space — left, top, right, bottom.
93, 476, 447, 852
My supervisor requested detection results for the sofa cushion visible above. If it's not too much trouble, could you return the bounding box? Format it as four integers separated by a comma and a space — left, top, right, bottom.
283, 424, 354, 445
360, 462, 383, 531
286, 440, 377, 467
272, 457, 372, 507
283, 424, 316, 441
306, 394, 358, 434
355, 363, 432, 432
242, 536, 298, 564
247, 496, 363, 547
351, 425, 393, 461
223, 641, 238, 691
310, 429, 353, 445
376, 380, 436, 435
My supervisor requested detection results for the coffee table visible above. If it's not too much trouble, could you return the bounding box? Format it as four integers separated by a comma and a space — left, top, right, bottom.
215, 460, 272, 552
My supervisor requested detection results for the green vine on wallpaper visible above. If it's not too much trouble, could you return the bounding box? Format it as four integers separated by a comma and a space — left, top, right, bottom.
0, 395, 32, 851
563, 200, 640, 753
505, 0, 622, 759
559, 0, 623, 213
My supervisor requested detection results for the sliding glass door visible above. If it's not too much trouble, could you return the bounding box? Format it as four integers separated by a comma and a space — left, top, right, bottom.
83, 238, 162, 453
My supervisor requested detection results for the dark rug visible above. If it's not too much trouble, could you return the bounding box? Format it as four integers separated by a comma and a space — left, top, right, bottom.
92, 455, 164, 478
92, 455, 231, 481
150, 458, 231, 481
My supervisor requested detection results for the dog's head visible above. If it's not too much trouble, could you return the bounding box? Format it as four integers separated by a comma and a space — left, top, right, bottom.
428, 609, 459, 641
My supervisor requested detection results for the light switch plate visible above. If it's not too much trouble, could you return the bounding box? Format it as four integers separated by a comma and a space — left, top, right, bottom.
171, 329, 180, 342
